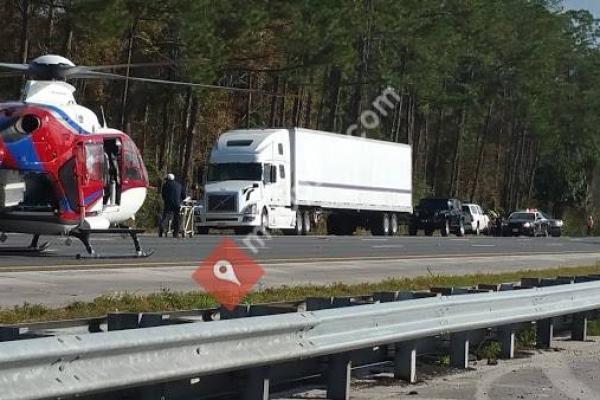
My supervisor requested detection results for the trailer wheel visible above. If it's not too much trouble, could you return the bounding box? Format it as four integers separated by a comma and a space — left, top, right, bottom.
372, 213, 390, 236
302, 211, 311, 235
390, 214, 399, 236
326, 214, 337, 235
294, 209, 303, 235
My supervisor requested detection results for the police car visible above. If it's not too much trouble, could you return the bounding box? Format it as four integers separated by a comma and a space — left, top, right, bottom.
502, 209, 550, 237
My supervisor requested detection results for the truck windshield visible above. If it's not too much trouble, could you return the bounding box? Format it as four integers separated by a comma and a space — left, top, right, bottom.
207, 163, 263, 182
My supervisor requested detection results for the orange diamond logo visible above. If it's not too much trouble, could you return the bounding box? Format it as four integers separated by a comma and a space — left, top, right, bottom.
192, 238, 264, 310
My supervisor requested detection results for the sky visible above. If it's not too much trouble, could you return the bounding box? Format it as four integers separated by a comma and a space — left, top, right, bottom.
563, 0, 600, 17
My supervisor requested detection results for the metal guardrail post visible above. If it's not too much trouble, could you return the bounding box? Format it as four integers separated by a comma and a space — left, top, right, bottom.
305, 297, 333, 311
498, 324, 517, 359
450, 332, 470, 369
139, 313, 168, 328
373, 291, 398, 302
242, 366, 270, 400
572, 312, 588, 341
0, 327, 19, 342
536, 318, 554, 348
327, 353, 352, 400
107, 312, 139, 330
394, 340, 417, 383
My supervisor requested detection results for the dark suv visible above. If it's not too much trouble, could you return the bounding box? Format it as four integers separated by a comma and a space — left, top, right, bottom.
409, 198, 465, 236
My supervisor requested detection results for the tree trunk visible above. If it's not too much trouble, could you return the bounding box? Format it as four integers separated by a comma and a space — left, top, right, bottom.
19, 0, 30, 64
182, 94, 200, 193
324, 66, 341, 131
245, 72, 253, 128
449, 107, 466, 197
278, 80, 287, 127
269, 76, 279, 126
47, 0, 56, 43
304, 89, 313, 128
470, 101, 493, 201
158, 100, 171, 173
431, 106, 443, 195
120, 21, 137, 130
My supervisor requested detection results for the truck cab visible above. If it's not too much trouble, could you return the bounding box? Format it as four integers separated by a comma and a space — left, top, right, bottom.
196, 129, 295, 234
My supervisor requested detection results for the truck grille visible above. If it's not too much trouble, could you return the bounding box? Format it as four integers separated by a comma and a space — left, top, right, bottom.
207, 194, 237, 212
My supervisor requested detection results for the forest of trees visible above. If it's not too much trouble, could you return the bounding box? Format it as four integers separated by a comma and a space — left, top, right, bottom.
1, 0, 599, 223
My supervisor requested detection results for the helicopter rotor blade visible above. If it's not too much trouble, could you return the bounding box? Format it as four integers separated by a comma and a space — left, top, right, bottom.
73, 70, 284, 96
0, 63, 30, 72
76, 61, 175, 72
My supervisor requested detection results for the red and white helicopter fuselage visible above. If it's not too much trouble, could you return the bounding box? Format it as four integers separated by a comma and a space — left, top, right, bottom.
0, 78, 148, 242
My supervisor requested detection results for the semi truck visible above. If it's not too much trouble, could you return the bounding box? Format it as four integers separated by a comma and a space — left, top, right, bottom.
196, 128, 412, 236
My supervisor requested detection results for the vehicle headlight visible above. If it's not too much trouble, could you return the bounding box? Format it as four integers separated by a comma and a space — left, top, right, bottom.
523, 222, 531, 228
242, 203, 258, 215
556, 220, 563, 227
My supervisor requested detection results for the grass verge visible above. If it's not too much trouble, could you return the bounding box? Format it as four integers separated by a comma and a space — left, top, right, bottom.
2, 264, 600, 324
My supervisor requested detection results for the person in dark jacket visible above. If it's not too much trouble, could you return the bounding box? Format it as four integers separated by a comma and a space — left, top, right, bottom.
159, 173, 185, 238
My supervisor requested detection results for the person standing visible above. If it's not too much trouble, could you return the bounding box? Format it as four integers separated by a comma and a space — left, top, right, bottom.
159, 173, 185, 238
587, 215, 594, 236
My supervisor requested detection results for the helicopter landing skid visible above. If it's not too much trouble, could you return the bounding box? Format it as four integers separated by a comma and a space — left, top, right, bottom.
70, 228, 155, 259
0, 234, 50, 254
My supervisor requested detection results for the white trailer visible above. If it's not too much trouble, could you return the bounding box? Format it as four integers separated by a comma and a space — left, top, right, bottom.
197, 128, 412, 235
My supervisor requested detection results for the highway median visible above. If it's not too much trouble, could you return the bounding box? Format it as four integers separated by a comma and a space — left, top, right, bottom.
3, 263, 600, 326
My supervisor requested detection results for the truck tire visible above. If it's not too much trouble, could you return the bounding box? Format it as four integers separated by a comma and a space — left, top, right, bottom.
340, 217, 354, 236
456, 221, 465, 237
372, 213, 390, 236
327, 214, 339, 235
295, 209, 304, 235
441, 220, 450, 237
390, 213, 399, 236
302, 210, 311, 235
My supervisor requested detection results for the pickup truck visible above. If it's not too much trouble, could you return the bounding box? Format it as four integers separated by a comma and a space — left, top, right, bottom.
461, 203, 490, 235
409, 198, 465, 236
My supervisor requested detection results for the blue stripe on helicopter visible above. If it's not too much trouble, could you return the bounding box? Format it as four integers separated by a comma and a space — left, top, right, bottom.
42, 104, 91, 135
4, 137, 43, 172
84, 190, 103, 206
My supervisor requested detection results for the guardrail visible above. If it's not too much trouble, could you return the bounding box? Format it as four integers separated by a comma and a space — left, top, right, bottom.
1, 276, 600, 400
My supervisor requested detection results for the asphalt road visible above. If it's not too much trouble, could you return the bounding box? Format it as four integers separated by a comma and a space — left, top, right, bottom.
0, 234, 600, 306
0, 233, 600, 269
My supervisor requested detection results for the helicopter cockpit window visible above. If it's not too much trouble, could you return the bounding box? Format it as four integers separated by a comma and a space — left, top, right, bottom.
85, 143, 104, 182
122, 139, 143, 181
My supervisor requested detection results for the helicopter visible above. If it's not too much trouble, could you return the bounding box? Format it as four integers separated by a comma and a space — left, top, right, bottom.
0, 54, 266, 258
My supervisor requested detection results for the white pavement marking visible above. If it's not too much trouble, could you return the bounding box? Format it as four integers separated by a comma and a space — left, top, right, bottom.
372, 245, 404, 248
471, 244, 496, 247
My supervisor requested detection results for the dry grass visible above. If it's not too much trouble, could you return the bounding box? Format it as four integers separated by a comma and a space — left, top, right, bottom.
2, 264, 600, 324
